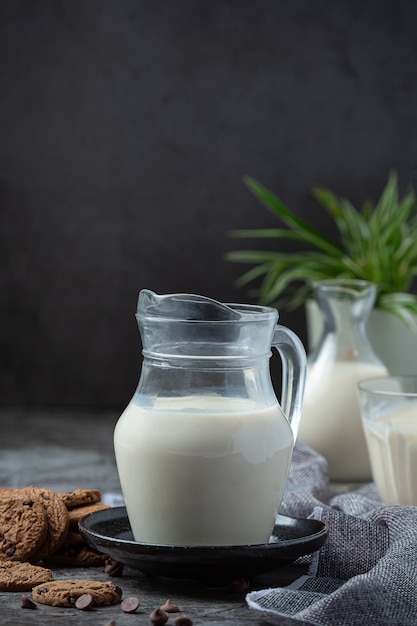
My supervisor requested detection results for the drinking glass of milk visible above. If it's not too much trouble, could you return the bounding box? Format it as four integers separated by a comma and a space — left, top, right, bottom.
358, 376, 417, 505
114, 289, 306, 546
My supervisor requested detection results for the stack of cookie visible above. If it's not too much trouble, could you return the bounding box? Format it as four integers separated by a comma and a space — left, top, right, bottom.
0, 486, 111, 592
49, 488, 111, 568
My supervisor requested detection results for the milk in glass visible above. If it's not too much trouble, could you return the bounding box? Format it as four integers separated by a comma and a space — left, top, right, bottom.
364, 403, 417, 505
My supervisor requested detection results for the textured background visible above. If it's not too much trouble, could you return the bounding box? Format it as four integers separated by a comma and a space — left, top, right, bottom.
1, 0, 417, 407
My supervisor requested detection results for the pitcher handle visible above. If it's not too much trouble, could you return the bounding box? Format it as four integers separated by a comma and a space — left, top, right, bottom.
272, 325, 307, 439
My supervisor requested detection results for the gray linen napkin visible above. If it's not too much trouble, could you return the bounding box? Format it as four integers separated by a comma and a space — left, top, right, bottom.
246, 441, 417, 626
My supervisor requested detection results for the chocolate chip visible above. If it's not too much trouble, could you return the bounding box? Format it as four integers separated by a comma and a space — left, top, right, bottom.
75, 593, 94, 610
227, 577, 250, 593
114, 585, 123, 597
20, 594, 37, 609
5, 546, 15, 557
160, 599, 180, 613
104, 557, 124, 577
37, 587, 47, 594
121, 596, 140, 613
174, 617, 193, 626
23, 498, 33, 507
149, 607, 169, 625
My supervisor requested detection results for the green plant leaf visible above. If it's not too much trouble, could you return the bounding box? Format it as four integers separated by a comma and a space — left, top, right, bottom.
244, 177, 342, 257
378, 292, 417, 332
227, 172, 417, 326
369, 170, 399, 229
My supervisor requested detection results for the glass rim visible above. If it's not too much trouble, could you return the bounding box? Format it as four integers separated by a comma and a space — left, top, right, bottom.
313, 278, 373, 287
358, 375, 417, 398
138, 298, 279, 323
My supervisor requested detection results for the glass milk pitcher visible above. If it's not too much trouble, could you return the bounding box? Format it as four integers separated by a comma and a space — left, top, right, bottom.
114, 290, 306, 546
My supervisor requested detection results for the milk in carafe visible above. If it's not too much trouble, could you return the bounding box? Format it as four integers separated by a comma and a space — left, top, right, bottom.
299, 280, 388, 482
299, 361, 388, 481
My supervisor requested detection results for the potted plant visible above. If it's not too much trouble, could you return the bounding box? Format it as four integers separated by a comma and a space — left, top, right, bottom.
226, 171, 417, 373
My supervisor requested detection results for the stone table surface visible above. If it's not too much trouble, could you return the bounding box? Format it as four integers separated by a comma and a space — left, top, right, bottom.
0, 407, 308, 626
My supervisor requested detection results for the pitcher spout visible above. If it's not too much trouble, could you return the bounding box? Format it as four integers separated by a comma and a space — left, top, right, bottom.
138, 289, 242, 322
136, 289, 280, 360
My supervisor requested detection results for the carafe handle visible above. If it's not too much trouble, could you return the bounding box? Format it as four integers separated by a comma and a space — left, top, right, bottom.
272, 325, 306, 439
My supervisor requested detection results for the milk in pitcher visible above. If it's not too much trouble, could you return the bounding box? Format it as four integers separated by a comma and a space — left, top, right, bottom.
114, 395, 293, 546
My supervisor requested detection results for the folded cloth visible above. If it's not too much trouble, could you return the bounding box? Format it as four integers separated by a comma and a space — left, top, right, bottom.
246, 441, 417, 626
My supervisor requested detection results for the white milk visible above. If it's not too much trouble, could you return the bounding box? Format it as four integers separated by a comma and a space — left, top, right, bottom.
364, 404, 417, 505
299, 361, 388, 481
114, 395, 293, 546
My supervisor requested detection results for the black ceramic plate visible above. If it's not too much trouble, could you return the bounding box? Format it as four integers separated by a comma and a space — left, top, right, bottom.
79, 507, 327, 583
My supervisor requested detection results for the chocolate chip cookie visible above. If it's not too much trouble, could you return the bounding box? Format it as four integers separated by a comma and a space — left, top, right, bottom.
60, 529, 85, 547
59, 489, 102, 509
32, 579, 122, 607
0, 490, 48, 561
45, 544, 108, 567
0, 561, 53, 591
67, 503, 110, 528
23, 487, 69, 561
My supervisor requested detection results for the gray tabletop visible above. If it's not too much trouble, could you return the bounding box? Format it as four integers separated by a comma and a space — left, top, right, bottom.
1, 408, 308, 626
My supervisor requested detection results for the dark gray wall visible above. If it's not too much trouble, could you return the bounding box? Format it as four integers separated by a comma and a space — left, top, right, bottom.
1, 0, 417, 407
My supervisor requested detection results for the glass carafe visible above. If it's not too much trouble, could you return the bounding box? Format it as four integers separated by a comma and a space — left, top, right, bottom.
114, 289, 306, 546
299, 279, 388, 482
